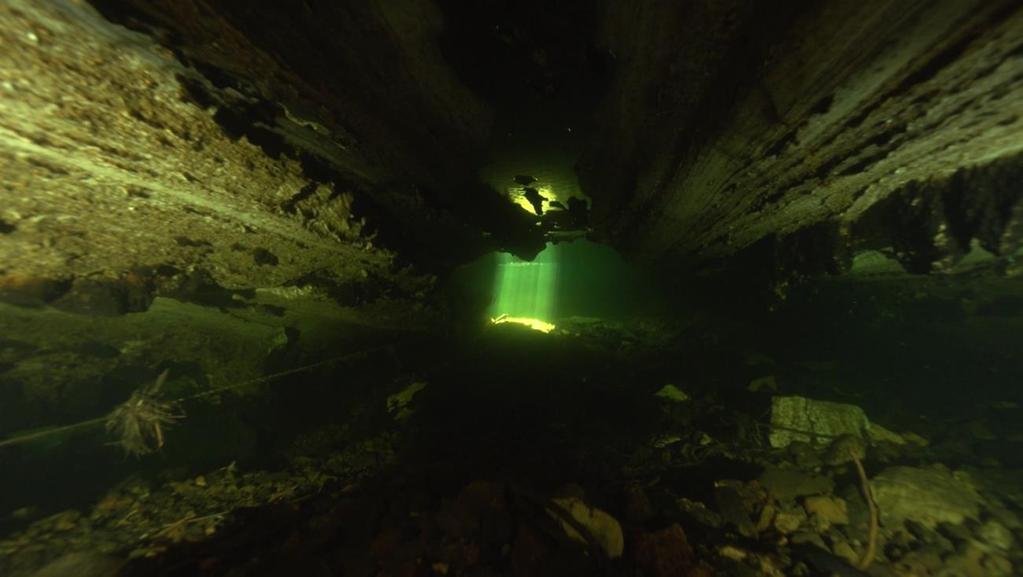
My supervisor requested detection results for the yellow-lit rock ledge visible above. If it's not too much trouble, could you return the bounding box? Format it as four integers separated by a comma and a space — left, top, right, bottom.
489, 314, 556, 334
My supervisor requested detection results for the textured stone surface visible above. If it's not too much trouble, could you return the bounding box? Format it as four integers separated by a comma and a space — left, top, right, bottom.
867, 422, 907, 445
0, 2, 447, 487
768, 396, 869, 448
89, 0, 545, 263
871, 466, 982, 529
803, 496, 849, 527
550, 496, 624, 559
91, 0, 492, 190
580, 0, 1023, 271
0, 0, 400, 295
12, 0, 1019, 280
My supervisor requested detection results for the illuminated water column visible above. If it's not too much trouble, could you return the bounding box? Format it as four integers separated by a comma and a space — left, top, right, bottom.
489, 244, 559, 329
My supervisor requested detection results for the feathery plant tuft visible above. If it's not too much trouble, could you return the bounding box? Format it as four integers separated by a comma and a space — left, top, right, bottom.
105, 369, 183, 457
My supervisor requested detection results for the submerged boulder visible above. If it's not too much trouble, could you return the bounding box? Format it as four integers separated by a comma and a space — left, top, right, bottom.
871, 466, 981, 529
768, 396, 869, 448
548, 496, 624, 559
654, 384, 690, 403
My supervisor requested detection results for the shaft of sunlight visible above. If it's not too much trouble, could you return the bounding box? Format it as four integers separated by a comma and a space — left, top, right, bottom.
488, 245, 559, 332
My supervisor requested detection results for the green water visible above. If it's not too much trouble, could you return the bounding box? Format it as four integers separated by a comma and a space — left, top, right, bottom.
489, 249, 559, 322
482, 239, 663, 325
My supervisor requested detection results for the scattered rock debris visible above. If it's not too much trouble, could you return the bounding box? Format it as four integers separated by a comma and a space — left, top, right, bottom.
1, 317, 1019, 577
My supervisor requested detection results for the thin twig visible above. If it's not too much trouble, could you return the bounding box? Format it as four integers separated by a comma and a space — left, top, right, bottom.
849, 448, 878, 570
0, 417, 107, 449
182, 347, 381, 402
153, 510, 229, 540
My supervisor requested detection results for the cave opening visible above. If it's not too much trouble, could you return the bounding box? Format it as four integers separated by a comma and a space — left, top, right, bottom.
1, 1, 1022, 576
481, 239, 665, 330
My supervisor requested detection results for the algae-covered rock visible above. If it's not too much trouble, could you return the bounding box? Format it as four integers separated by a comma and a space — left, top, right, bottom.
768, 396, 869, 448
772, 508, 806, 534
871, 466, 981, 529
802, 496, 848, 528
758, 467, 834, 502
654, 384, 690, 402
386, 381, 427, 421
548, 496, 624, 559
867, 422, 907, 445
747, 376, 778, 393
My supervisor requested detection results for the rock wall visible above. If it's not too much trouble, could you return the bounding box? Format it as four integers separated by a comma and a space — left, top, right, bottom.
0, 0, 414, 308
0, 1, 438, 452
88, 0, 544, 263
580, 0, 1023, 274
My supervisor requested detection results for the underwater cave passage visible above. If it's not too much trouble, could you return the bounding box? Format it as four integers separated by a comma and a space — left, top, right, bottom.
488, 246, 559, 332
479, 239, 663, 334
1, 1, 1023, 576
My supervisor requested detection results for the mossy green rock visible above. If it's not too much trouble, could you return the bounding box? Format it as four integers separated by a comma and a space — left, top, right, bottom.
769, 396, 869, 449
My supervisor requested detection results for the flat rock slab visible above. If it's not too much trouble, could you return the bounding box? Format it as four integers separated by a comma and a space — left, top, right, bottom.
871, 467, 982, 530
769, 396, 869, 448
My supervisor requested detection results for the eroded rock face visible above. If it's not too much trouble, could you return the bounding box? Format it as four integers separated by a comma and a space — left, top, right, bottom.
88, 0, 545, 264
0, 0, 404, 305
579, 0, 1023, 274
11, 0, 1019, 289
0, 0, 445, 470
0, 0, 556, 317
91, 0, 492, 190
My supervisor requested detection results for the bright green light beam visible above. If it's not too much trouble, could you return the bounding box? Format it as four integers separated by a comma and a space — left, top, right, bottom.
489, 245, 559, 326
